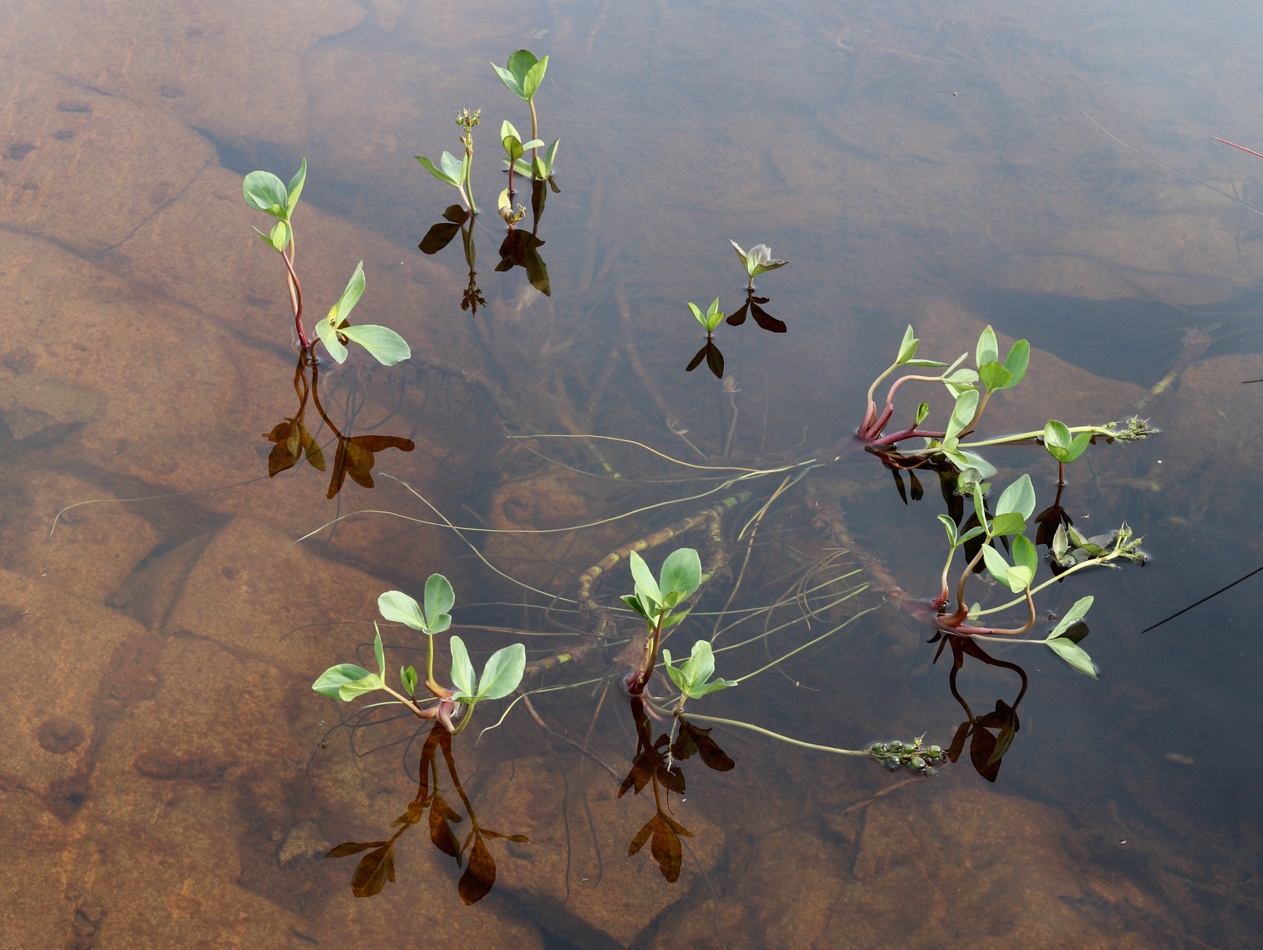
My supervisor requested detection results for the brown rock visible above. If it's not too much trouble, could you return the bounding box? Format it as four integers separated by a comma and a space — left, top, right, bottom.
0, 0, 365, 148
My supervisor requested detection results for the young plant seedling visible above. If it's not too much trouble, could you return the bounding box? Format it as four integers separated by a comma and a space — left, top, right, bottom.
499, 119, 542, 213
492, 50, 560, 186
685, 298, 727, 378
620, 548, 703, 695
314, 574, 525, 735
243, 161, 410, 366
418, 108, 481, 214
661, 639, 737, 715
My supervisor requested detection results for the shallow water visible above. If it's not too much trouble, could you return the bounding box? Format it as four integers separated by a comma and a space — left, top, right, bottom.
2, 0, 1263, 945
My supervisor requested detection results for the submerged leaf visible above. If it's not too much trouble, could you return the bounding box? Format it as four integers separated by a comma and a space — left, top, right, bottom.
458, 834, 497, 905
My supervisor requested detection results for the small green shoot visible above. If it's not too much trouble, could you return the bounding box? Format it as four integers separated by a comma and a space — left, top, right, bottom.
662, 640, 737, 704
621, 548, 704, 695
314, 262, 411, 366
244, 160, 410, 366
688, 298, 725, 334
315, 574, 524, 735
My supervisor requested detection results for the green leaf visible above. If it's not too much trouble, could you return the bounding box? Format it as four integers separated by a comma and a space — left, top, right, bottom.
981, 544, 1012, 586
914, 402, 931, 426
243, 170, 289, 218
541, 137, 560, 174
312, 664, 384, 700
937, 513, 958, 546
628, 551, 662, 606
416, 152, 464, 187
1006, 564, 1034, 592
895, 325, 919, 364
945, 389, 978, 442
1045, 636, 1098, 678
1003, 339, 1030, 386
663, 641, 737, 700
338, 324, 412, 366
621, 594, 652, 621
996, 473, 1036, 520
493, 50, 543, 100
286, 158, 307, 216
373, 628, 386, 678
401, 665, 418, 696
1011, 533, 1038, 576
1052, 523, 1070, 559
1044, 420, 1091, 464
942, 367, 979, 396
978, 360, 1012, 392
327, 262, 366, 326
522, 55, 548, 99
448, 635, 477, 697
954, 449, 996, 482
957, 525, 985, 545
971, 481, 989, 532
989, 511, 1025, 537
424, 574, 455, 635
976, 325, 999, 368
314, 318, 349, 364
660, 548, 702, 599
475, 643, 526, 700
1048, 595, 1094, 639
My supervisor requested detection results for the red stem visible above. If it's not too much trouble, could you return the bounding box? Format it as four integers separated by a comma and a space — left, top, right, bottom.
279, 248, 311, 354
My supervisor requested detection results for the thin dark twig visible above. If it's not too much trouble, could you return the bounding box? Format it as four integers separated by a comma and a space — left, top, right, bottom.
1141, 563, 1263, 632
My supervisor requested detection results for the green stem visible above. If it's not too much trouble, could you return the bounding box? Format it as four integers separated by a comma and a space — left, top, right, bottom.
681, 713, 871, 756
528, 98, 539, 173
970, 553, 1123, 617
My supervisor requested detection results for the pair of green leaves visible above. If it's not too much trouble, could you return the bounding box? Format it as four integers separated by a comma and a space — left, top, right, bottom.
975, 325, 1030, 394
313, 575, 526, 711
662, 640, 736, 701
417, 151, 469, 194
1044, 419, 1091, 464
688, 298, 725, 334
492, 50, 548, 103
978, 474, 1039, 593
314, 262, 411, 366
1042, 595, 1097, 677
313, 625, 390, 700
378, 578, 525, 706
621, 548, 703, 630
243, 158, 306, 254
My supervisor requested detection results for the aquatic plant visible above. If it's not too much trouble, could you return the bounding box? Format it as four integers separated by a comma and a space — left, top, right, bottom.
685, 298, 726, 378
620, 548, 703, 695
857, 324, 1151, 489
492, 49, 559, 186
313, 574, 526, 735
242, 160, 411, 366
417, 107, 481, 214
730, 240, 788, 292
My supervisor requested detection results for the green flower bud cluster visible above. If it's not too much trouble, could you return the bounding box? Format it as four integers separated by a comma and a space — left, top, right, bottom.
869, 736, 945, 775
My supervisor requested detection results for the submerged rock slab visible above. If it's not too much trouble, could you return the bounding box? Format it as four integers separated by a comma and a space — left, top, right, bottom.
0, 62, 214, 256
476, 752, 728, 948
0, 0, 365, 149
71, 516, 544, 944
0, 376, 98, 445
0, 469, 160, 603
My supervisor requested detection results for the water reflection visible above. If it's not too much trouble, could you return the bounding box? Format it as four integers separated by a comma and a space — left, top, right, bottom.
325, 722, 527, 904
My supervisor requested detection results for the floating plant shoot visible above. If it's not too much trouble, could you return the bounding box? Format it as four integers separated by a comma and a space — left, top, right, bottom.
314, 574, 526, 735
243, 161, 411, 366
